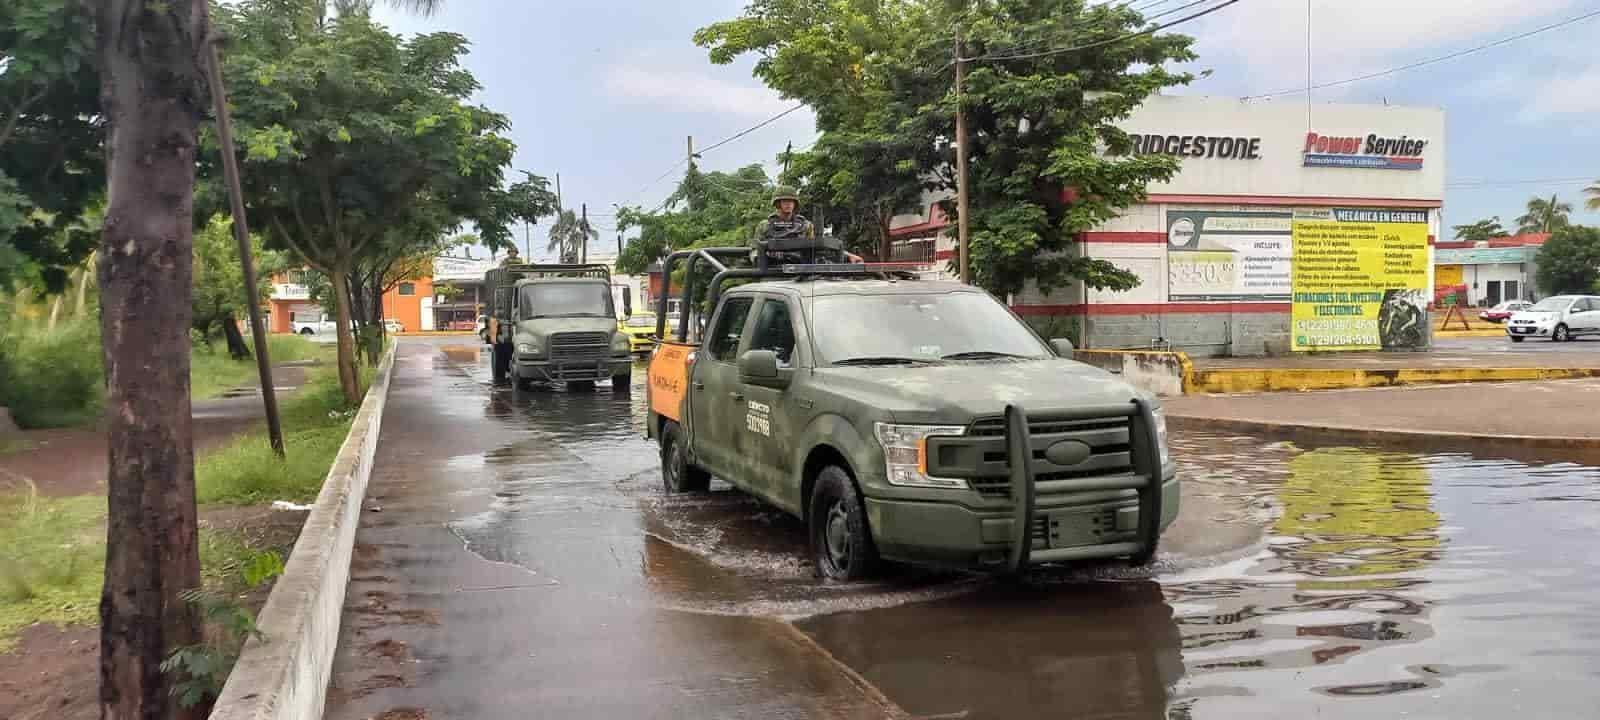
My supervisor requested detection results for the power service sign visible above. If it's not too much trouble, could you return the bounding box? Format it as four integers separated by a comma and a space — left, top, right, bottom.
1291, 209, 1430, 351
1302, 132, 1427, 170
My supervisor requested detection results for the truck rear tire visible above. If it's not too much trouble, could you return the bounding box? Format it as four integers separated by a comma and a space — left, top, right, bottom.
491, 344, 510, 384
808, 466, 880, 581
661, 421, 710, 493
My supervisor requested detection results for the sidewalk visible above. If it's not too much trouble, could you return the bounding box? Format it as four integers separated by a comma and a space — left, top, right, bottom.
1166, 377, 1600, 451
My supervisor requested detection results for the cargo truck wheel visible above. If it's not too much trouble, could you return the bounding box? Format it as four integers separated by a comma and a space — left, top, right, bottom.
491, 344, 511, 384
1129, 539, 1158, 567
660, 421, 710, 493
612, 368, 632, 392
809, 466, 880, 581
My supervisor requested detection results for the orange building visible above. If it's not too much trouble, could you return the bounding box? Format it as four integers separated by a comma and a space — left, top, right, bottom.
266, 271, 435, 333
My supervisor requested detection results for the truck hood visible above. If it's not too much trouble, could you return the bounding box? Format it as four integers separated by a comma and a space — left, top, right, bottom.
814, 359, 1148, 425
515, 316, 619, 337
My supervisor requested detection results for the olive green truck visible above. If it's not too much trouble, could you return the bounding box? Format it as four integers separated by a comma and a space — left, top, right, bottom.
645, 247, 1178, 580
484, 263, 633, 389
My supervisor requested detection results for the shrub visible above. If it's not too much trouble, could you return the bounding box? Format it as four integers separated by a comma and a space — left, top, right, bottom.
0, 320, 104, 428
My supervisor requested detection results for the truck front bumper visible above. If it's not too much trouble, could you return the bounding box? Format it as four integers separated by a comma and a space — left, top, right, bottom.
514, 355, 633, 382
864, 474, 1179, 571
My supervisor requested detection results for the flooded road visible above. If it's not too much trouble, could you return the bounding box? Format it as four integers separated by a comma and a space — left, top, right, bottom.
327, 338, 1600, 719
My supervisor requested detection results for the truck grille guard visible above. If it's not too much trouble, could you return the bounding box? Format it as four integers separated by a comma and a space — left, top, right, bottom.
1005, 398, 1163, 572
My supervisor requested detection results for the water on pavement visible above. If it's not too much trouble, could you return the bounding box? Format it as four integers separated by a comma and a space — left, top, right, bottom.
327, 339, 1600, 719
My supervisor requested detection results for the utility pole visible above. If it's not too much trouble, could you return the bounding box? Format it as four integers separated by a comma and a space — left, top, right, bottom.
580, 203, 589, 264
205, 35, 285, 457
954, 29, 973, 285
687, 135, 696, 172
523, 222, 531, 259
555, 172, 563, 210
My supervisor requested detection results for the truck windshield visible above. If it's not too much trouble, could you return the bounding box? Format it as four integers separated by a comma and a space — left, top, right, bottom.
519, 283, 612, 318
810, 292, 1049, 364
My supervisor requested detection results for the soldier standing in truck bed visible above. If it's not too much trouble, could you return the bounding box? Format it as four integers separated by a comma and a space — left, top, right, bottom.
759, 187, 862, 263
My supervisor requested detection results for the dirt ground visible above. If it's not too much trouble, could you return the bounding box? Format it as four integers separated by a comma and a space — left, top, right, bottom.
0, 363, 314, 718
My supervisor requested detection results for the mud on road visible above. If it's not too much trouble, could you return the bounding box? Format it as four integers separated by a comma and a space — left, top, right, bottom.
327, 338, 1600, 719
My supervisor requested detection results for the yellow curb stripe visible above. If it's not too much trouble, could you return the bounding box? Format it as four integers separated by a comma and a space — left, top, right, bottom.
1186, 367, 1600, 394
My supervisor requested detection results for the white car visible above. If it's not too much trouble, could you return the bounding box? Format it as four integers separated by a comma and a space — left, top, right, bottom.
293, 313, 338, 335
1506, 295, 1600, 342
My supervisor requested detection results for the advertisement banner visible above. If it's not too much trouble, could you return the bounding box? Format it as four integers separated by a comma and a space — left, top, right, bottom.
1291, 208, 1430, 351
1166, 210, 1292, 302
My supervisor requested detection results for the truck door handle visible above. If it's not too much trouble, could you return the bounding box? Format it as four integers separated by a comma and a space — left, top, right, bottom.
693, 381, 705, 390
730, 392, 745, 403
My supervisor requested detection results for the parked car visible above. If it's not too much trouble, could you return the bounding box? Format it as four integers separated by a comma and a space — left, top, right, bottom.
293, 313, 338, 335
383, 319, 404, 334
1479, 300, 1532, 323
1506, 295, 1600, 342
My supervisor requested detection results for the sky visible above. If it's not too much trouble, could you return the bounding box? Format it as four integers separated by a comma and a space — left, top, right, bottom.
372, 0, 1600, 259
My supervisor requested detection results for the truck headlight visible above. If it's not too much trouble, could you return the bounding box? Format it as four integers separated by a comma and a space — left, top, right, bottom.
1152, 407, 1170, 467
612, 334, 630, 353
517, 341, 541, 356
874, 423, 968, 489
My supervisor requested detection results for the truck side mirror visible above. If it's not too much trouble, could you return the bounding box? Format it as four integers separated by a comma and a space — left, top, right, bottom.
739, 350, 788, 388
1049, 338, 1075, 357
622, 289, 633, 317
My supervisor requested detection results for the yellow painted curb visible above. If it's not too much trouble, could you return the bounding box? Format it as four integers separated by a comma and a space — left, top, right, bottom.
395, 331, 475, 336
1433, 329, 1510, 338
1187, 367, 1600, 394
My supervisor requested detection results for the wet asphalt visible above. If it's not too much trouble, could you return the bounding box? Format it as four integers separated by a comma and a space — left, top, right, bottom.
325, 337, 1600, 719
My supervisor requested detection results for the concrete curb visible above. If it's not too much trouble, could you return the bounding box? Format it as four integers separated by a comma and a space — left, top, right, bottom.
1433, 328, 1507, 338
1186, 366, 1600, 394
210, 344, 398, 720
1168, 414, 1600, 451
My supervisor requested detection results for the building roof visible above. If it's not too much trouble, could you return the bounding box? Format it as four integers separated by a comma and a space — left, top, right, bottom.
1434, 246, 1537, 265
1435, 232, 1549, 250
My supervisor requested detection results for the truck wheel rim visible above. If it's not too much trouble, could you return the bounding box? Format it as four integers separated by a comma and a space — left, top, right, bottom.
825, 502, 851, 571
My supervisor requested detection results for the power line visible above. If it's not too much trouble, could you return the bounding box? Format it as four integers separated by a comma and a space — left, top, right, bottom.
1243, 7, 1600, 100
961, 0, 1243, 62
697, 104, 806, 155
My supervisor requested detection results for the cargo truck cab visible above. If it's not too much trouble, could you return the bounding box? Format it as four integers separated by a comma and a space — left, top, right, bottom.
484, 263, 633, 389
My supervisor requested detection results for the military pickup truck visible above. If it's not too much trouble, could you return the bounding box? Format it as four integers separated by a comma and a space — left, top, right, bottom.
645, 247, 1177, 580
484, 263, 633, 389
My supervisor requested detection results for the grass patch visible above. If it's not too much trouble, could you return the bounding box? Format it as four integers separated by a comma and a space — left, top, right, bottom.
196, 363, 369, 506
0, 437, 34, 456
0, 483, 105, 651
191, 334, 330, 401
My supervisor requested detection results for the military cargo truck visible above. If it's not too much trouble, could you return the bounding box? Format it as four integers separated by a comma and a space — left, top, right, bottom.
645, 247, 1177, 580
484, 263, 633, 389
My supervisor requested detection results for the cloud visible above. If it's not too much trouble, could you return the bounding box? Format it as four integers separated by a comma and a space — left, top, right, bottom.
603, 64, 794, 118
1187, 0, 1583, 96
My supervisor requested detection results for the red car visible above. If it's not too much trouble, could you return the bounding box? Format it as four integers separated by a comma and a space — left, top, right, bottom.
1479, 300, 1532, 323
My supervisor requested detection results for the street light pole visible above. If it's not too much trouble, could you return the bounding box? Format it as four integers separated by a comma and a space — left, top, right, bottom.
954, 29, 972, 286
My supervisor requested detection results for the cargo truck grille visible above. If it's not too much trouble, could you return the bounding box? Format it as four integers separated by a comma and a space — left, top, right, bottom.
962, 415, 1136, 498
549, 332, 610, 361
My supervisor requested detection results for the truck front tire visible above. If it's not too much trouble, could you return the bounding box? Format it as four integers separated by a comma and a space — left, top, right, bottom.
808, 466, 880, 581
661, 421, 710, 493
612, 367, 632, 392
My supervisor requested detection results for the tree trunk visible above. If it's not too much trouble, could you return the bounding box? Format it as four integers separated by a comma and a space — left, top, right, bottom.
366, 277, 384, 367
222, 318, 251, 360
94, 2, 207, 719
329, 268, 362, 404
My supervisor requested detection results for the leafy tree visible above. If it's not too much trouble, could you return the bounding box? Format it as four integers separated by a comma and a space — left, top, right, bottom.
1516, 194, 1573, 235
1584, 180, 1600, 212
192, 215, 286, 358
696, 0, 1195, 297
615, 164, 776, 275
547, 208, 599, 264
212, 1, 523, 402
1451, 217, 1508, 243
1535, 225, 1600, 295
0, 0, 103, 290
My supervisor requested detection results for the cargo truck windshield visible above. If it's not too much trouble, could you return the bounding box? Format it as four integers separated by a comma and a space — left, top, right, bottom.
519, 283, 613, 319
811, 292, 1049, 365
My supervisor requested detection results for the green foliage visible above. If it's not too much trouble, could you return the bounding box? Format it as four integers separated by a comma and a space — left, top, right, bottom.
0, 0, 102, 291
196, 365, 362, 505
615, 165, 776, 275
1516, 194, 1573, 235
161, 580, 275, 709
0, 487, 102, 649
1535, 225, 1600, 295
696, 0, 1197, 296
0, 319, 103, 428
193, 215, 288, 345
1451, 216, 1508, 243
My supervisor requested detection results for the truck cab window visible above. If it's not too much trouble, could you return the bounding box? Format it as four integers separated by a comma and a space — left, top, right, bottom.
709, 297, 754, 363
747, 298, 797, 367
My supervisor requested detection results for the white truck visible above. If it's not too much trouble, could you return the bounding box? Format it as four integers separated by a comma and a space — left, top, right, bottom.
293, 312, 338, 336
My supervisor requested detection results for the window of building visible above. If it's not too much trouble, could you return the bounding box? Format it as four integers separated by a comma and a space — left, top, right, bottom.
398, 282, 416, 296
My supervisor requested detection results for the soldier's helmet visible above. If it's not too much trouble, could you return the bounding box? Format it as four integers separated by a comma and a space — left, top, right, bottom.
772, 186, 800, 208
506, 246, 520, 258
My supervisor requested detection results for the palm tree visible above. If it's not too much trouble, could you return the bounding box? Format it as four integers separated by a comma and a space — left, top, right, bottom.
1514, 194, 1573, 235
548, 208, 597, 264
1584, 180, 1600, 212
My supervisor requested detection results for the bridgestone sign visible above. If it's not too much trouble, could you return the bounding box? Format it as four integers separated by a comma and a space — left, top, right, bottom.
1128, 133, 1263, 160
